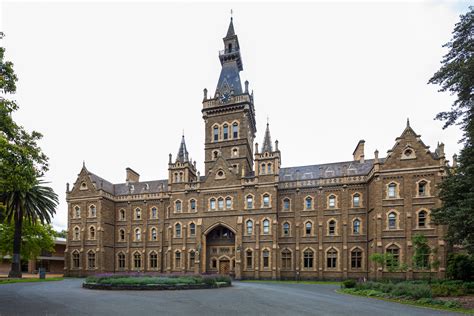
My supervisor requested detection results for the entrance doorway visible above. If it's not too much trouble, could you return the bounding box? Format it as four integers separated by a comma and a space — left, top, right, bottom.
219, 259, 230, 275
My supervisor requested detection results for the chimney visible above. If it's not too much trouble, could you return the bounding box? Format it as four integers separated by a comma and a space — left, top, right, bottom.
126, 167, 140, 183
353, 140, 365, 163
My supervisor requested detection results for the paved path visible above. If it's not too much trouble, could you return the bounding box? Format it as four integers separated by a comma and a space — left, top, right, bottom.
0, 279, 461, 315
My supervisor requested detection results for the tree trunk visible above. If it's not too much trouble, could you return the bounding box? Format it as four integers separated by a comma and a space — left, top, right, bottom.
8, 207, 23, 278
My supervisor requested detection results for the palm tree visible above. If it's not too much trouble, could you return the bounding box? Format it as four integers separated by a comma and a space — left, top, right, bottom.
2, 180, 58, 278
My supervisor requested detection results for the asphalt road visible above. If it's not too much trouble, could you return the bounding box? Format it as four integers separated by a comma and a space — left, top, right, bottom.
0, 279, 461, 316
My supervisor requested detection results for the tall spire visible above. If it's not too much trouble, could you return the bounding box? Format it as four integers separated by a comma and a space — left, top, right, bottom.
176, 134, 189, 163
226, 17, 235, 38
262, 122, 273, 153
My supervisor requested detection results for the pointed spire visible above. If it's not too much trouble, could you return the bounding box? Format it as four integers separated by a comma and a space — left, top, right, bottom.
226, 16, 235, 38
407, 117, 410, 127
176, 134, 189, 163
262, 121, 273, 153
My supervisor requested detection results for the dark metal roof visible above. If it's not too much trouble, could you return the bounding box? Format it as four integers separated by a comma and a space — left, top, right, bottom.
279, 159, 379, 181
88, 171, 168, 196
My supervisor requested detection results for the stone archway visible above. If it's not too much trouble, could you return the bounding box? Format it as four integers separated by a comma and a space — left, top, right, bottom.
204, 225, 235, 275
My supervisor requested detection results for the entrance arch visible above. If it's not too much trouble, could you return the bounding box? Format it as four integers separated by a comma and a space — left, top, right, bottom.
204, 224, 235, 275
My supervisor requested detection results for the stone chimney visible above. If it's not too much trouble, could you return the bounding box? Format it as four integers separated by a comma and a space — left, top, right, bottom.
126, 167, 140, 183
353, 140, 365, 163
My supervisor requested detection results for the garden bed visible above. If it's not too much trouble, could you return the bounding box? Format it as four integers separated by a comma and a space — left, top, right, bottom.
339, 279, 474, 313
82, 273, 231, 291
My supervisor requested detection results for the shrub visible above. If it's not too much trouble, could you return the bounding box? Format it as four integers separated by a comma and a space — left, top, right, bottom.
447, 253, 474, 281
391, 282, 432, 299
342, 279, 356, 288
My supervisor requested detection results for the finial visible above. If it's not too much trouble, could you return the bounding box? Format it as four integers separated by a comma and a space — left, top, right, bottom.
407, 117, 410, 127
203, 88, 208, 100
231, 8, 233, 20
244, 80, 249, 93
374, 149, 379, 163
182, 129, 185, 137
83, 160, 85, 168
169, 153, 172, 164
267, 116, 269, 125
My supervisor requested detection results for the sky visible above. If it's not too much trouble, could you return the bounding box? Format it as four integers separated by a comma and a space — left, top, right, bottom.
0, 1, 470, 231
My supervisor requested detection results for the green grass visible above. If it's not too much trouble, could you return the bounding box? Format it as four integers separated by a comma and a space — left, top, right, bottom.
0, 277, 63, 285
338, 288, 474, 314
241, 279, 341, 285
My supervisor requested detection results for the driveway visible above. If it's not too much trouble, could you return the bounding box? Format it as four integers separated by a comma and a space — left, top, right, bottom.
0, 279, 461, 315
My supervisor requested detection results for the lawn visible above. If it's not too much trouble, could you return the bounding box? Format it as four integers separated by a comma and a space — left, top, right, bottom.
0, 277, 63, 285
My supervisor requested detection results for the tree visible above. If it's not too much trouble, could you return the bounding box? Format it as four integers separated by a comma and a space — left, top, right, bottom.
54, 230, 67, 239
429, 7, 474, 255
0, 33, 57, 277
0, 220, 55, 261
412, 234, 440, 282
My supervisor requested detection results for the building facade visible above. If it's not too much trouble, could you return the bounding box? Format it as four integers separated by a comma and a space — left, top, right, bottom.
65, 19, 450, 280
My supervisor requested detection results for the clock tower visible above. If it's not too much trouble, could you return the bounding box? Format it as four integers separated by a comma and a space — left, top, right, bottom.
202, 17, 257, 177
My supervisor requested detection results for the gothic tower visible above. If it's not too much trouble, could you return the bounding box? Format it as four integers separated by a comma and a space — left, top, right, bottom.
202, 17, 257, 177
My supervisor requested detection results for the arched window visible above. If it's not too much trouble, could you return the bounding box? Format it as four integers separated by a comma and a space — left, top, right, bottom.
232, 148, 238, 157
135, 228, 141, 241
74, 227, 80, 240
388, 212, 397, 229
283, 198, 290, 211
186, 250, 194, 268
386, 245, 400, 267
210, 198, 216, 210
267, 163, 272, 174
135, 208, 141, 220
262, 249, 270, 268
150, 228, 157, 241
282, 222, 290, 236
263, 194, 270, 207
246, 249, 253, 269
175, 251, 182, 268
74, 206, 81, 218
151, 207, 157, 219
89, 205, 96, 217
328, 195, 336, 208
232, 122, 239, 138
353, 219, 361, 234
118, 252, 125, 269
218, 197, 224, 210
351, 248, 362, 269
189, 223, 196, 237
328, 220, 336, 235
190, 199, 196, 212
175, 200, 182, 212
305, 222, 312, 236
303, 249, 314, 269
175, 223, 181, 238
89, 226, 95, 240
263, 219, 270, 235
119, 229, 125, 241
149, 252, 158, 269
213, 126, 219, 142
134, 252, 141, 269
72, 251, 80, 268
388, 183, 397, 198
87, 251, 96, 269
226, 197, 232, 209
246, 195, 253, 209
281, 249, 292, 270
305, 197, 313, 210
418, 181, 427, 197
261, 163, 266, 175
119, 209, 126, 221
418, 210, 427, 228
353, 193, 360, 207
327, 248, 337, 269
223, 124, 229, 140
246, 220, 253, 235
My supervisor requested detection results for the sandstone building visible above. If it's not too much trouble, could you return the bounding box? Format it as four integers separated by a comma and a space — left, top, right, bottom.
65, 18, 449, 280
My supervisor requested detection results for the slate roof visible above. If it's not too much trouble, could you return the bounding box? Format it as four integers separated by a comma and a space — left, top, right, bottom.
88, 171, 168, 196
225, 17, 235, 38
176, 135, 189, 163
215, 62, 243, 96
261, 123, 273, 153
279, 159, 381, 182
